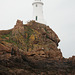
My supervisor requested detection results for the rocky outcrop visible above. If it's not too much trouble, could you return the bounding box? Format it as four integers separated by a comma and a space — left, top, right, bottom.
0, 29, 12, 35
0, 20, 62, 60
0, 55, 75, 75
12, 20, 24, 35
0, 20, 75, 75
11, 20, 62, 60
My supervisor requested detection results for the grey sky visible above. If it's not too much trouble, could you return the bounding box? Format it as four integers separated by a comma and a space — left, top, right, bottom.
0, 0, 75, 58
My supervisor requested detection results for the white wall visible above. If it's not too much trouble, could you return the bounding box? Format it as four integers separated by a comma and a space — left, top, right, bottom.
33, 1, 45, 24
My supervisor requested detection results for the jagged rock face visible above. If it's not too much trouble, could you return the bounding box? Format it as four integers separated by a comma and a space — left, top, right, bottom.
0, 20, 62, 60
12, 20, 24, 35
11, 20, 62, 59
0, 20, 75, 75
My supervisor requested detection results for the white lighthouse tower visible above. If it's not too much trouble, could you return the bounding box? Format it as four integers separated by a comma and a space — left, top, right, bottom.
32, 0, 45, 24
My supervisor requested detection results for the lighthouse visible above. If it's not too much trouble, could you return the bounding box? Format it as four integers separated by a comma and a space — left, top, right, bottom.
32, 0, 45, 24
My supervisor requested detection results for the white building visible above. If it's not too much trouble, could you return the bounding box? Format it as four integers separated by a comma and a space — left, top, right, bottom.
32, 0, 45, 24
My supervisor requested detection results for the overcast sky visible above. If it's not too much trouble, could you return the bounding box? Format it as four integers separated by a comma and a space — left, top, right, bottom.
0, 0, 75, 58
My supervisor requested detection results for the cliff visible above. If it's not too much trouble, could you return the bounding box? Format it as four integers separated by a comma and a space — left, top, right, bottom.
0, 20, 75, 75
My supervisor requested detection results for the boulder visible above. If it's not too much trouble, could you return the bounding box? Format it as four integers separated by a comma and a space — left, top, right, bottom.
12, 20, 24, 36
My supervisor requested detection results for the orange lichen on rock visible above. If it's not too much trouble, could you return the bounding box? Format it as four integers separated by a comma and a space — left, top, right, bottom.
0, 20, 75, 75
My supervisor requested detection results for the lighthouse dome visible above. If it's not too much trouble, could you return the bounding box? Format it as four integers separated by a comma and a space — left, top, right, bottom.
32, 0, 43, 5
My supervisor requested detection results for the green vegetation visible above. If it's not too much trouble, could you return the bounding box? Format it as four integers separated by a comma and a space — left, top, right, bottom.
24, 26, 34, 51
5, 38, 16, 44
32, 44, 34, 50
1, 31, 12, 39
0, 31, 17, 45
46, 35, 50, 39
44, 27, 49, 34
1, 34, 11, 39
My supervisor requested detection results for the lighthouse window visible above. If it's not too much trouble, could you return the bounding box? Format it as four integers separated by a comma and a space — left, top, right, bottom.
36, 4, 37, 7
36, 16, 38, 21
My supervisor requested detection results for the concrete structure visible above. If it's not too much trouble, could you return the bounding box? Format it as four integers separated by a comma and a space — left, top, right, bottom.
32, 0, 45, 24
